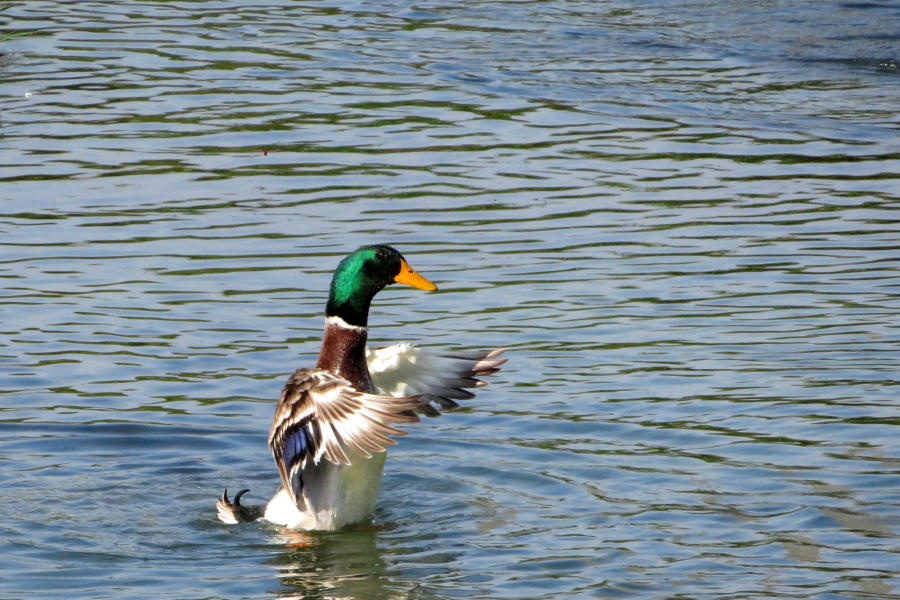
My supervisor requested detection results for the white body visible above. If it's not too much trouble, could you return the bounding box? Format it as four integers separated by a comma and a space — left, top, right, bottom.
264, 448, 387, 529
260, 345, 407, 529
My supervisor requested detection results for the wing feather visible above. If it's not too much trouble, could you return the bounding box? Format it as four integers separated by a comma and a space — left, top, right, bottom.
368, 344, 507, 416
268, 368, 422, 508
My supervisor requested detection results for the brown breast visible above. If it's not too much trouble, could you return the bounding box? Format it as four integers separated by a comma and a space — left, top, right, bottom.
314, 319, 375, 393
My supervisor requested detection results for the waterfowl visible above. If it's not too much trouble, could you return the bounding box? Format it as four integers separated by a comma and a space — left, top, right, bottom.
217, 244, 506, 530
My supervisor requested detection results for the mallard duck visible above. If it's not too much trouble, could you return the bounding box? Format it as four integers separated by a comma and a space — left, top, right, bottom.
217, 245, 506, 530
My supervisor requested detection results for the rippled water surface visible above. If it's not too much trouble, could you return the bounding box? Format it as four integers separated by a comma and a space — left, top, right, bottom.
2, 1, 900, 598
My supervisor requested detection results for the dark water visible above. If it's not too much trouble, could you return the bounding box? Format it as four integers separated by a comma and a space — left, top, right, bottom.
2, 1, 900, 598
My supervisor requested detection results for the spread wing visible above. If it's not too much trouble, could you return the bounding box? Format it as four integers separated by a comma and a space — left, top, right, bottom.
268, 368, 423, 508
367, 344, 508, 417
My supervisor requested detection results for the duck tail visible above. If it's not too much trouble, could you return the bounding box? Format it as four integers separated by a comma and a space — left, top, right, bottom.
216, 488, 265, 524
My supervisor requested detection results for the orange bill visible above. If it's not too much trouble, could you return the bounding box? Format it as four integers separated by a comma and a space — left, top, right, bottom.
395, 258, 437, 291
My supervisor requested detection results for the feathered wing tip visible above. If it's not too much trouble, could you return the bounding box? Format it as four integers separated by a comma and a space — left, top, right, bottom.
442, 347, 509, 378
368, 345, 508, 417
268, 368, 425, 509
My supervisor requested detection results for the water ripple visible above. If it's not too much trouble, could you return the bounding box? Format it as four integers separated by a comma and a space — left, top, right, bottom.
2, 0, 900, 598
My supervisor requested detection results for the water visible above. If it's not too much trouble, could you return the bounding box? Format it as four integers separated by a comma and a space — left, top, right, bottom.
1, 1, 899, 598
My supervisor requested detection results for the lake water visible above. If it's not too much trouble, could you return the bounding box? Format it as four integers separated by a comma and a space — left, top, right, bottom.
1, 1, 900, 598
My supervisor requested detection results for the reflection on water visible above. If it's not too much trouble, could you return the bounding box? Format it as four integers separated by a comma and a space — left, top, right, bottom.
271, 528, 399, 600
2, 0, 900, 598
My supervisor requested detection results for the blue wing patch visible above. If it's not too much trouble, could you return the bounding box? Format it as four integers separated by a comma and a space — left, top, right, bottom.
281, 420, 321, 482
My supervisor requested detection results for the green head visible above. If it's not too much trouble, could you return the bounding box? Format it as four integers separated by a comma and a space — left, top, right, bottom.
326, 245, 437, 327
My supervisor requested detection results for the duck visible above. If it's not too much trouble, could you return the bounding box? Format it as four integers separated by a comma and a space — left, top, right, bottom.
217, 244, 506, 530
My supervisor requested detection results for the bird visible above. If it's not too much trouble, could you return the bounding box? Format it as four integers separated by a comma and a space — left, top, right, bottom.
217, 244, 506, 530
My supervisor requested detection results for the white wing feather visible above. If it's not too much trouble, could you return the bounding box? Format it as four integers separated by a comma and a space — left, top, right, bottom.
367, 343, 507, 416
